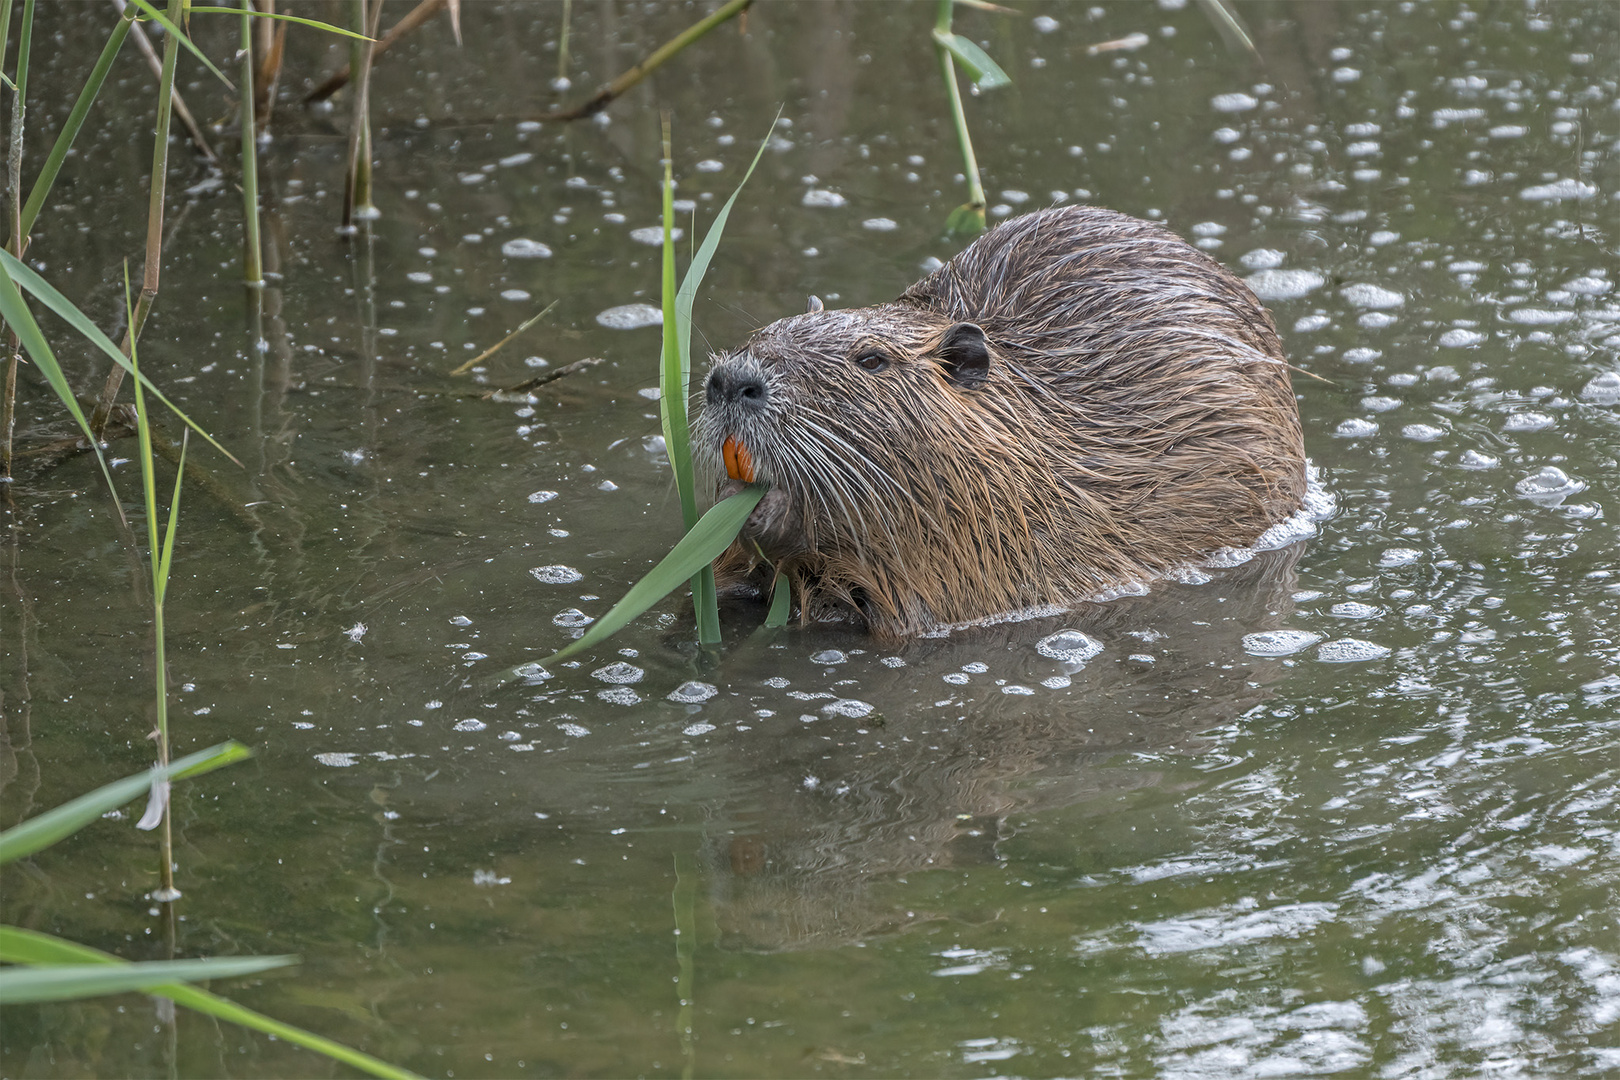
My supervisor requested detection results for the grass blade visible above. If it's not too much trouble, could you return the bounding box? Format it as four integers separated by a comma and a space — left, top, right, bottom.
765, 570, 791, 628
0, 255, 120, 499
18, 10, 134, 239
183, 7, 375, 38
0, 249, 238, 465
931, 29, 1011, 89
672, 110, 779, 393
125, 0, 234, 88
0, 957, 295, 1004
542, 486, 764, 667
0, 927, 424, 1080
0, 741, 251, 865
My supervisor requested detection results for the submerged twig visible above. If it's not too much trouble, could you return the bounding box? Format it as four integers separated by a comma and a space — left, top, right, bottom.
1195, 0, 1261, 62
482, 355, 604, 399
448, 301, 556, 376
540, 0, 753, 122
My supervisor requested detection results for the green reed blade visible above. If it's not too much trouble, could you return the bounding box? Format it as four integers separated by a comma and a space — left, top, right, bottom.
0, 741, 251, 865
0, 256, 120, 499
542, 486, 764, 667
765, 571, 791, 628
0, 957, 295, 1004
0, 927, 424, 1080
19, 9, 134, 238
0, 250, 239, 465
931, 30, 1011, 89
183, 7, 374, 38
125, 0, 234, 88
672, 110, 779, 393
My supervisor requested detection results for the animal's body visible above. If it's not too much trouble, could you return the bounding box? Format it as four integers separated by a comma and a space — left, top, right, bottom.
694, 205, 1307, 640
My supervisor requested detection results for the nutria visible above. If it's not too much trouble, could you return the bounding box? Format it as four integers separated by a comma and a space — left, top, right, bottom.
693, 204, 1307, 639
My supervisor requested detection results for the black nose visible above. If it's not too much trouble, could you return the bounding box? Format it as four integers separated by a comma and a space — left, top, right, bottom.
706, 366, 768, 411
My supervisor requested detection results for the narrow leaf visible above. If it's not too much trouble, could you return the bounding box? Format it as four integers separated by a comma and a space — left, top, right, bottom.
932, 30, 1011, 89
126, 0, 234, 88
0, 257, 121, 502
765, 571, 791, 628
0, 957, 294, 1004
542, 487, 764, 667
0, 927, 424, 1080
0, 250, 239, 466
0, 741, 251, 865
180, 7, 374, 39
673, 110, 780, 389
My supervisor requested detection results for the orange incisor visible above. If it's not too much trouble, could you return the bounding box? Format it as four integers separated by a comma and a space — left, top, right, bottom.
722, 435, 756, 483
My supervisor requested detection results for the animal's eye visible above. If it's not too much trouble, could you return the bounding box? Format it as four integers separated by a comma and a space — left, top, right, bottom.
855, 351, 890, 373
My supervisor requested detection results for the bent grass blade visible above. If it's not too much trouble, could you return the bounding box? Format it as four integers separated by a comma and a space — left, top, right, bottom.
0, 741, 251, 865
0, 956, 295, 1004
0, 250, 238, 465
541, 486, 764, 668
0, 927, 425, 1080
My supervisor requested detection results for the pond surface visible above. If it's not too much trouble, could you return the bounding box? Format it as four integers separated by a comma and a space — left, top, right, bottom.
4, 2, 1619, 1077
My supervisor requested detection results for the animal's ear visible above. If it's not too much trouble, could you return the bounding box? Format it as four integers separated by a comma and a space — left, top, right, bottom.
935, 322, 990, 389
806, 295, 824, 314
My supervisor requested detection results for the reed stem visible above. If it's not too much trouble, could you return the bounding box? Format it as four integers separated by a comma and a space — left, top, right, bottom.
239, 0, 263, 285
0, 0, 31, 479
935, 0, 987, 235
91, 0, 185, 441
341, 0, 382, 231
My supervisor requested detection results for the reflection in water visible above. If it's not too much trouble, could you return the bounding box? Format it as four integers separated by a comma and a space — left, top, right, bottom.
703, 547, 1307, 951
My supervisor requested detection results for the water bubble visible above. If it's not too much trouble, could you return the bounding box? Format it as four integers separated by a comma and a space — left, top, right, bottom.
1519, 179, 1597, 202
822, 699, 874, 718
810, 649, 848, 665
862, 218, 899, 232
1241, 630, 1322, 657
1362, 397, 1401, 413
683, 722, 716, 736
1294, 314, 1331, 333
629, 226, 681, 246
592, 662, 644, 684
668, 681, 718, 704
1041, 675, 1072, 689
528, 490, 558, 503
1458, 450, 1498, 469
1515, 466, 1584, 506
695, 159, 724, 173
1378, 548, 1422, 567
1331, 602, 1383, 619
597, 687, 641, 705
1036, 630, 1104, 663
531, 565, 582, 584
595, 303, 662, 330
558, 722, 591, 737
500, 238, 553, 258
1316, 638, 1391, 662
1401, 424, 1445, 442
1032, 14, 1059, 32
1211, 92, 1258, 112
512, 662, 552, 682
453, 719, 487, 732
552, 609, 593, 628
1579, 371, 1620, 405
1502, 412, 1555, 432
1240, 249, 1286, 270
314, 752, 358, 767
1344, 348, 1383, 364
1341, 283, 1404, 309
802, 189, 847, 208
1001, 685, 1036, 696
1246, 269, 1325, 301
1508, 308, 1574, 325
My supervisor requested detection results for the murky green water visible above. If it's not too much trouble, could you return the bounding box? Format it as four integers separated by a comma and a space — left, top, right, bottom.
4, 2, 1618, 1076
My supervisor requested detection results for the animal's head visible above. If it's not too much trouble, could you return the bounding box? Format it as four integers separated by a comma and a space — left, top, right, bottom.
693, 300, 998, 565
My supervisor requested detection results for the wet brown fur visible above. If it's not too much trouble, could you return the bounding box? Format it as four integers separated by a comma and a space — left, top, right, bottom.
693, 205, 1307, 639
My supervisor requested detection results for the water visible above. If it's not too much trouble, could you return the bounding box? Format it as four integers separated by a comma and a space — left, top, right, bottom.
4, 3, 1618, 1076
